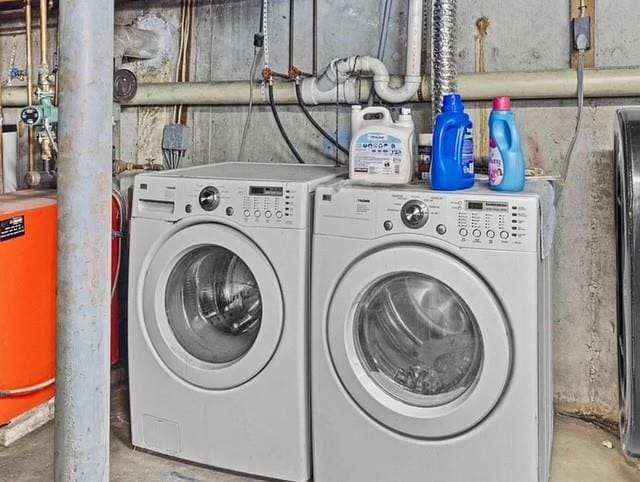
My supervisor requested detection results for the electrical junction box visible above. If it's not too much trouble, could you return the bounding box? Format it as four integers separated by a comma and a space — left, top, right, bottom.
0, 190, 57, 425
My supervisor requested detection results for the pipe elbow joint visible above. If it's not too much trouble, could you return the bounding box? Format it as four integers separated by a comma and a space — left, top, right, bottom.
300, 77, 361, 105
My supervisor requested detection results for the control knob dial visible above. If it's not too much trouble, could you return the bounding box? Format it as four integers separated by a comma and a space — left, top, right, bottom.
401, 200, 429, 229
199, 186, 221, 211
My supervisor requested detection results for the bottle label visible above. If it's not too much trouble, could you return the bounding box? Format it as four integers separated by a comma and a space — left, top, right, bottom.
417, 145, 432, 180
488, 138, 504, 186
462, 127, 474, 175
353, 133, 404, 177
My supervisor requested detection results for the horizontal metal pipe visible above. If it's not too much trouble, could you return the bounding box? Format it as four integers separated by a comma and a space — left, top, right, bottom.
2, 85, 28, 105
3, 67, 640, 107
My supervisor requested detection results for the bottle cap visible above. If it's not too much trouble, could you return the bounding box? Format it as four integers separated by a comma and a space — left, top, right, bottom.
442, 94, 463, 112
493, 96, 512, 111
418, 133, 433, 146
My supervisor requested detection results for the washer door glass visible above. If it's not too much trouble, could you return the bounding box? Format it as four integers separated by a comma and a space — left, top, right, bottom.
327, 245, 511, 438
165, 246, 262, 364
355, 273, 483, 408
141, 223, 283, 390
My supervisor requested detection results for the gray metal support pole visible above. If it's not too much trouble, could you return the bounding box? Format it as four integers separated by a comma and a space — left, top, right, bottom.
54, 0, 114, 480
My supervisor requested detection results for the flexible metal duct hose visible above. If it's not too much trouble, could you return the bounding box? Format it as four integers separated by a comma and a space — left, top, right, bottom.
430, 0, 457, 123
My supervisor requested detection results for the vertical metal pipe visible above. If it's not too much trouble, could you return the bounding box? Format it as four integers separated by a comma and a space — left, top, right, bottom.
54, 0, 114, 480
25, 0, 35, 174
312, 0, 318, 76
39, 0, 48, 66
0, 81, 4, 194
288, 0, 294, 70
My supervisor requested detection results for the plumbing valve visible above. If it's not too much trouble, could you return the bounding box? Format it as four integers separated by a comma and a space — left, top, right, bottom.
20, 97, 58, 128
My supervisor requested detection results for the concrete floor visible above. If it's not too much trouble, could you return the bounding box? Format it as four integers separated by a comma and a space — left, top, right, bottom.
1, 383, 639, 482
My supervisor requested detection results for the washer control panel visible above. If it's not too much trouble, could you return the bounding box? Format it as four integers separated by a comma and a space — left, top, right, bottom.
133, 177, 309, 229
315, 184, 540, 252
386, 192, 537, 251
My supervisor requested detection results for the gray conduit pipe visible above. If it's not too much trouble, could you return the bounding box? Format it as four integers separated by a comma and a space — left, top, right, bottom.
2, 68, 640, 107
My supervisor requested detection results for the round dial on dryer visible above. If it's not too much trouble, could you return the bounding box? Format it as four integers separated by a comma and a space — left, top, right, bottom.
401, 200, 429, 229
199, 186, 221, 211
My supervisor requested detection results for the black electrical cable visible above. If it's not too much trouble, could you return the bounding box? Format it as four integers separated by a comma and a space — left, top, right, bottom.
268, 82, 305, 164
295, 82, 349, 157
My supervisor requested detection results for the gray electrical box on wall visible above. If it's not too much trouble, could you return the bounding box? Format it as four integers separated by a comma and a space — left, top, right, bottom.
615, 108, 640, 458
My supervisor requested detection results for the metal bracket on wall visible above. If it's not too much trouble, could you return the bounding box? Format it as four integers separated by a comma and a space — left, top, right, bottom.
570, 0, 596, 68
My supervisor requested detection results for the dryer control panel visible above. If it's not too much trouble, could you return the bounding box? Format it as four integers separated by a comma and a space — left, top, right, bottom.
315, 182, 541, 252
132, 177, 312, 229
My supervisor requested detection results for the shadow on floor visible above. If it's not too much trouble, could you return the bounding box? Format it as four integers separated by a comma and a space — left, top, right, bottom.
1, 382, 639, 481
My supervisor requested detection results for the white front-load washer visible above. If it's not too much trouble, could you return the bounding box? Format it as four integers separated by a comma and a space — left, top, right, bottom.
311, 182, 553, 482
128, 162, 345, 481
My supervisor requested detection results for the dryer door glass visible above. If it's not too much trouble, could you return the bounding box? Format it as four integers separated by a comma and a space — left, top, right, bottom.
354, 272, 483, 408
165, 245, 262, 364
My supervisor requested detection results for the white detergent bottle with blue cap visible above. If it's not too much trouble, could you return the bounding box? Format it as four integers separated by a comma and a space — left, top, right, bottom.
488, 96, 525, 192
349, 105, 415, 184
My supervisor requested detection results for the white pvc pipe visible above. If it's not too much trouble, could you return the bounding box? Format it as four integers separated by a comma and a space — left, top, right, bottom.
302, 0, 423, 105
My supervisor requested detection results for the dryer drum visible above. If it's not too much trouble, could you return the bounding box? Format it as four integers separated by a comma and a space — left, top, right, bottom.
615, 108, 640, 457
355, 272, 483, 408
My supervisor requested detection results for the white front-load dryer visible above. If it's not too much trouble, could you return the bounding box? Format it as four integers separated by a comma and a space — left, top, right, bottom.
311, 182, 553, 482
128, 162, 345, 481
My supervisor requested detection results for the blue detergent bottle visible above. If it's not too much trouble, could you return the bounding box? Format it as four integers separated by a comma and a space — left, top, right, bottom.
488, 96, 525, 192
430, 94, 475, 190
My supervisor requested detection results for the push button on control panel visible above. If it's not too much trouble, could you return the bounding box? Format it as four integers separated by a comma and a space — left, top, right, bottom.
500, 231, 510, 239
486, 230, 496, 239
472, 229, 482, 238
436, 224, 447, 235
265, 211, 272, 218
459, 228, 469, 237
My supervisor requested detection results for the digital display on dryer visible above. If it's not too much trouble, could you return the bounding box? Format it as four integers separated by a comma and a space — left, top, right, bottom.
466, 200, 508, 212
249, 186, 283, 196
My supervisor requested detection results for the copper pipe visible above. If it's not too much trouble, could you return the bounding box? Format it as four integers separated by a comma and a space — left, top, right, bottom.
39, 0, 47, 66
54, 6, 59, 105
25, 0, 35, 174
25, 0, 33, 105
0, 81, 4, 194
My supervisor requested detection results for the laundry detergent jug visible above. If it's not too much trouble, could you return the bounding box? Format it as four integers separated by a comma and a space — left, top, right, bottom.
430, 94, 475, 190
488, 96, 525, 192
349, 105, 414, 184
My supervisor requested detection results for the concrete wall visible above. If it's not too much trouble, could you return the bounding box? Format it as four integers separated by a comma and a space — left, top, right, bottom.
2, 0, 638, 419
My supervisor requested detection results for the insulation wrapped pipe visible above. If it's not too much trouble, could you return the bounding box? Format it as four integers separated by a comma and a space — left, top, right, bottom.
113, 25, 161, 60
3, 68, 640, 107
431, 0, 458, 120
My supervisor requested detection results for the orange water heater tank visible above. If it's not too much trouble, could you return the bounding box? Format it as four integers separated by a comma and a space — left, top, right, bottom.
0, 189, 122, 425
0, 190, 57, 425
